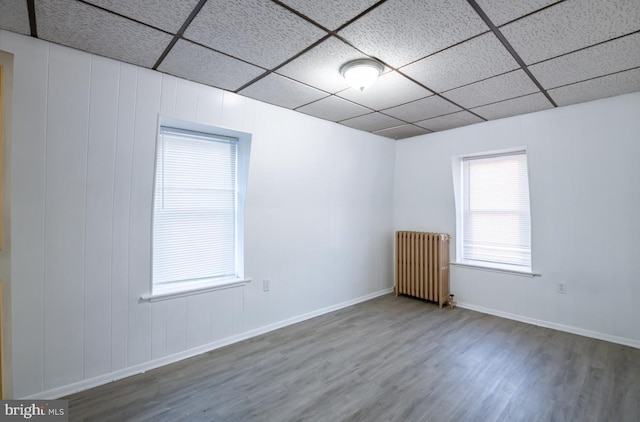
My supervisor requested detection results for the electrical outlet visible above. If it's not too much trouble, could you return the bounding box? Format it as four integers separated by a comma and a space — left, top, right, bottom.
263, 279, 270, 292
557, 283, 567, 294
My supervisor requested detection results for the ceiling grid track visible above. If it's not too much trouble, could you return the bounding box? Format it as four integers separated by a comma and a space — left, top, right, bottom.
152, 0, 210, 70
27, 0, 37, 37
235, 0, 391, 93
234, 34, 333, 93
466, 0, 558, 107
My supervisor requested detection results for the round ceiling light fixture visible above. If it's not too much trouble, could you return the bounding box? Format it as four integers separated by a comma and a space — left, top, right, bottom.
340, 59, 384, 91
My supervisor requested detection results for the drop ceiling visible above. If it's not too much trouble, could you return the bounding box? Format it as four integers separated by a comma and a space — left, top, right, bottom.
1, 0, 639, 139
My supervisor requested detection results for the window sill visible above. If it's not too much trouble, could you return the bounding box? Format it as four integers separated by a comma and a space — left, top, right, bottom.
140, 277, 252, 303
451, 262, 540, 278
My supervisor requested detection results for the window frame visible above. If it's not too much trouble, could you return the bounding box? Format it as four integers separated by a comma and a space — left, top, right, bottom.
142, 116, 252, 302
451, 147, 538, 277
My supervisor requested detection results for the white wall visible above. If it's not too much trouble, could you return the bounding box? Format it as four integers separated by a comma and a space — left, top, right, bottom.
0, 30, 396, 398
394, 90, 640, 347
0, 49, 14, 398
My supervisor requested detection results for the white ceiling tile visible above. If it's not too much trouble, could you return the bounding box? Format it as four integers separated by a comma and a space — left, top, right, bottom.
35, 0, 172, 68
501, 0, 640, 65
84, 0, 199, 33
296, 96, 371, 122
415, 111, 484, 132
0, 0, 30, 35
184, 0, 326, 69
373, 124, 431, 140
337, 71, 431, 111
402, 33, 519, 93
339, 112, 405, 132
530, 33, 640, 90
278, 0, 380, 30
381, 96, 460, 123
277, 37, 377, 93
239, 73, 327, 109
13, 0, 639, 136
548, 68, 640, 107
472, 93, 553, 120
158, 40, 265, 91
339, 0, 488, 68
443, 70, 539, 109
475, 0, 559, 26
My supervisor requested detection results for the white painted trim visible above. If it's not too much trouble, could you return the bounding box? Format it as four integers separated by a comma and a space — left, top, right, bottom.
22, 287, 394, 399
456, 301, 640, 350
451, 262, 540, 277
140, 278, 252, 302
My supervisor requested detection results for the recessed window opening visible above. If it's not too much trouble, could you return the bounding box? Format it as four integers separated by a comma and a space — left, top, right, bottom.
459, 150, 532, 272
150, 119, 251, 299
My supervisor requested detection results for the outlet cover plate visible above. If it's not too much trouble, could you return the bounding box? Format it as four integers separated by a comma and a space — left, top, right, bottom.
557, 283, 567, 294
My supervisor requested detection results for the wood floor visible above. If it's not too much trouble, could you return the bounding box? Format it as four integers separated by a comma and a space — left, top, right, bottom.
66, 294, 640, 421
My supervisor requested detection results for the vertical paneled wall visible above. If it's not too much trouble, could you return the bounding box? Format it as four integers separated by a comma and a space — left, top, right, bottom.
0, 30, 396, 398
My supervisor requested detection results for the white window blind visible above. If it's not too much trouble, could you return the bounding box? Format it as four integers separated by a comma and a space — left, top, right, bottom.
462, 151, 531, 269
153, 127, 238, 286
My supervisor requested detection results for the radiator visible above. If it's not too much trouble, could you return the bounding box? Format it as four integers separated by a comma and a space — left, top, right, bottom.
395, 231, 450, 308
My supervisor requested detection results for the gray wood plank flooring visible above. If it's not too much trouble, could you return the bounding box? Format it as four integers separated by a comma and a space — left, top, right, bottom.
65, 294, 640, 421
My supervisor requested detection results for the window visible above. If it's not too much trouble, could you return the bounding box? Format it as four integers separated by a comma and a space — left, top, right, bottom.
457, 150, 532, 272
150, 119, 251, 299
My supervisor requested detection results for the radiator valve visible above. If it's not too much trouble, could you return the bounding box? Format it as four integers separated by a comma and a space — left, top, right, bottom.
447, 294, 456, 310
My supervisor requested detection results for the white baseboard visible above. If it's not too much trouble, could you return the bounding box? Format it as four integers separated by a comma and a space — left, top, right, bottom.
23, 287, 393, 400
456, 301, 640, 349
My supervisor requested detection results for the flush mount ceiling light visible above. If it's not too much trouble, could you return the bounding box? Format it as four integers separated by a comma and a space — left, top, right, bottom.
340, 59, 384, 91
